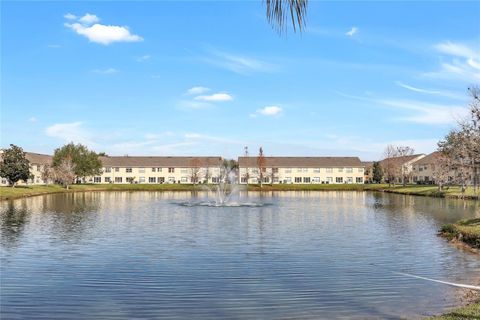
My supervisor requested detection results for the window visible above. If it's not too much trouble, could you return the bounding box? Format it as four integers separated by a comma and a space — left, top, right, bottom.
263, 177, 269, 183
241, 177, 248, 183
94, 177, 101, 183
312, 177, 320, 183
295, 177, 302, 183
303, 177, 311, 183
126, 168, 132, 173
158, 177, 165, 183
168, 177, 175, 183
419, 167, 423, 172
272, 168, 279, 173
273, 177, 279, 183
105, 167, 111, 173
346, 177, 353, 184
358, 168, 364, 173
211, 177, 219, 183
303, 168, 308, 172
338, 168, 343, 173
2, 179, 7, 184
313, 168, 320, 173
157, 168, 162, 172
126, 177, 135, 183
285, 169, 292, 173
115, 177, 122, 183
105, 177, 111, 183
297, 168, 303, 173
181, 177, 188, 183
139, 177, 145, 183
326, 168, 333, 173
346, 167, 353, 173
149, 177, 156, 183
168, 168, 175, 173
181, 169, 188, 174
284, 177, 292, 183
336, 177, 343, 183
356, 177, 363, 183
139, 168, 145, 173
151, 168, 156, 172
115, 167, 119, 172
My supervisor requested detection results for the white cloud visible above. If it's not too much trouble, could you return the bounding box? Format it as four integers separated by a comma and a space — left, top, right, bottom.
205, 49, 275, 75
194, 92, 233, 102
64, 13, 76, 20
395, 81, 465, 100
28, 117, 37, 123
45, 122, 95, 146
425, 41, 480, 82
186, 86, 210, 95
78, 13, 100, 26
91, 68, 118, 74
378, 99, 468, 124
64, 13, 143, 45
178, 100, 213, 109
251, 105, 283, 117
136, 54, 151, 62
346, 27, 358, 37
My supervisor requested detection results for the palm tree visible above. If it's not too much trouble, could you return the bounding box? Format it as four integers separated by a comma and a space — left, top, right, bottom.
265, 0, 308, 33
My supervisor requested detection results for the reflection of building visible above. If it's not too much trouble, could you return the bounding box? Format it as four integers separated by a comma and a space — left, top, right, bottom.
238, 157, 365, 184
0, 152, 52, 186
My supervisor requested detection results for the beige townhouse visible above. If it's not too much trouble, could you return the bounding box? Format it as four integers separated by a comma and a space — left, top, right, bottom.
379, 154, 425, 184
237, 156, 365, 184
93, 156, 224, 184
0, 152, 53, 186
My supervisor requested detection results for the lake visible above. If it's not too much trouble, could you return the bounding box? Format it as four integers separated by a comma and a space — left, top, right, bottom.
1, 191, 479, 319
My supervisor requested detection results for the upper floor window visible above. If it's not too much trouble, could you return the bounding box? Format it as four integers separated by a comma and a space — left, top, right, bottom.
115, 167, 119, 172
168, 167, 175, 173
338, 168, 344, 173
151, 168, 156, 172
326, 168, 333, 173
346, 167, 353, 173
139, 168, 145, 173
105, 167, 111, 173
126, 168, 132, 173
313, 168, 320, 173
272, 168, 279, 173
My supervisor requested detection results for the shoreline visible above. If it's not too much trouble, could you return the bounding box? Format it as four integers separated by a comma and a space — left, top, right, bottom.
1, 184, 479, 201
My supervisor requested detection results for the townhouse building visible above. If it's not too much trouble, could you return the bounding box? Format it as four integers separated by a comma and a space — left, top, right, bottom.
379, 154, 425, 184
95, 156, 223, 184
0, 152, 52, 186
237, 156, 365, 184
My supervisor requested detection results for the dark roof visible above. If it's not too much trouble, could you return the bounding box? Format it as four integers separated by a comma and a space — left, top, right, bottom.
238, 156, 363, 167
25, 152, 52, 164
379, 154, 425, 167
412, 151, 442, 165
361, 161, 374, 168
99, 156, 223, 167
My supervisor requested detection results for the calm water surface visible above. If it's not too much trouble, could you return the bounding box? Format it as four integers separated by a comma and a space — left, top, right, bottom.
1, 191, 479, 319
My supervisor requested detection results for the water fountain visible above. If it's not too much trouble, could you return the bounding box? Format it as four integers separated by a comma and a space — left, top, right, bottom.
179, 162, 266, 207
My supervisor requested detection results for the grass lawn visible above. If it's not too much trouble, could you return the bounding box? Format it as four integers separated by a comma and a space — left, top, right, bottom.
440, 218, 480, 249
0, 183, 478, 201
429, 301, 480, 319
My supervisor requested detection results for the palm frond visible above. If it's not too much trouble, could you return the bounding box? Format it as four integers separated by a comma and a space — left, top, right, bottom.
265, 0, 308, 34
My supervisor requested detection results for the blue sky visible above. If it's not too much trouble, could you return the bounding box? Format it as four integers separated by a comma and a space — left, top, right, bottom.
1, 1, 479, 160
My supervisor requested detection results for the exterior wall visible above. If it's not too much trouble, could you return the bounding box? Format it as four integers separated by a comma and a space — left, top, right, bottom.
238, 166, 365, 184
87, 165, 222, 184
0, 162, 50, 186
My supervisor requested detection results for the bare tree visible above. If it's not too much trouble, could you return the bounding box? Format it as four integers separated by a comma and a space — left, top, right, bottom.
189, 158, 201, 185
432, 153, 453, 191
257, 147, 266, 188
54, 157, 76, 189
383, 145, 398, 186
40, 164, 54, 186
396, 146, 415, 186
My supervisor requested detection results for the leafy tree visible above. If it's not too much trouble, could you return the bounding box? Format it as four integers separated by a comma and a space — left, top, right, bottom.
52, 143, 102, 182
0, 144, 32, 187
372, 161, 383, 183
265, 0, 308, 33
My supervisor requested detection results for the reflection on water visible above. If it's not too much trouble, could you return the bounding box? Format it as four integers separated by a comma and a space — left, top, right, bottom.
1, 191, 479, 319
